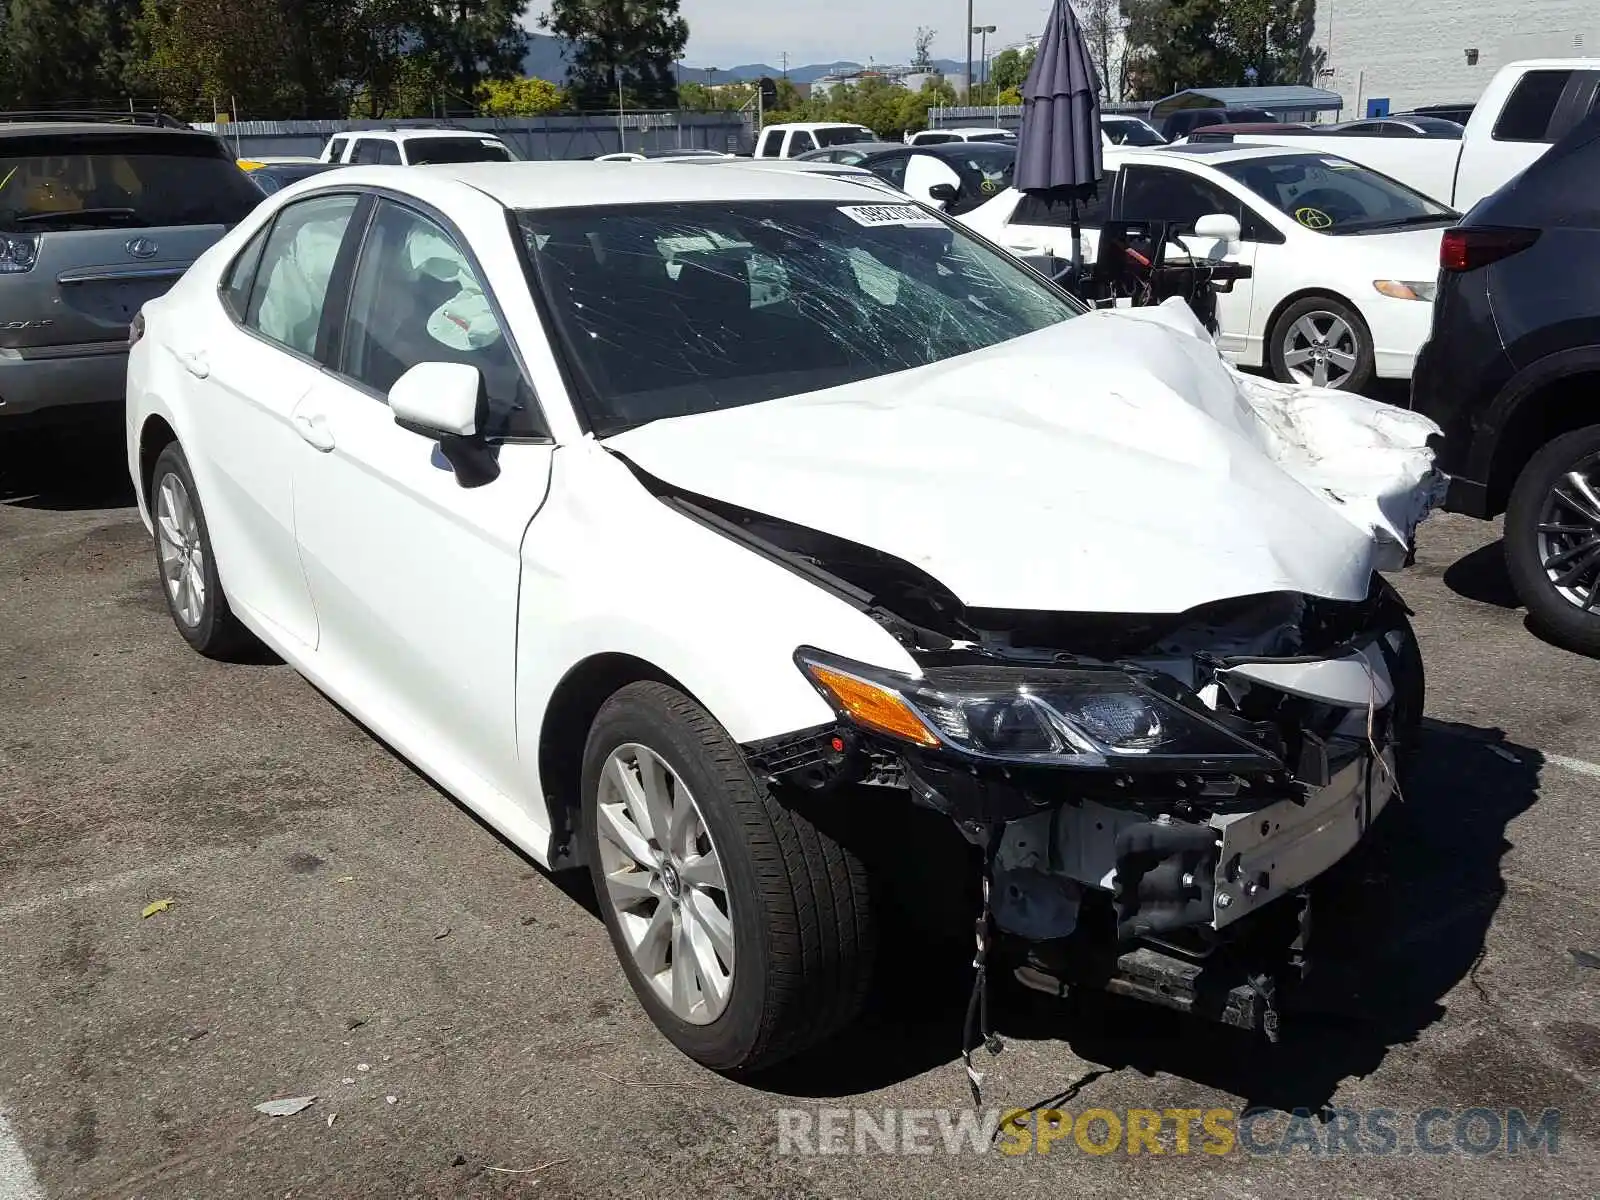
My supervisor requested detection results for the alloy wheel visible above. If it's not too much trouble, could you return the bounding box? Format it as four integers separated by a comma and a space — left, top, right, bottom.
1535, 453, 1600, 613
594, 742, 734, 1025
156, 473, 206, 627
1281, 311, 1359, 388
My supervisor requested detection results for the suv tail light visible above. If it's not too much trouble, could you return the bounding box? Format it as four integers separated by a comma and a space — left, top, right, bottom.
1441, 226, 1540, 272
0, 232, 38, 273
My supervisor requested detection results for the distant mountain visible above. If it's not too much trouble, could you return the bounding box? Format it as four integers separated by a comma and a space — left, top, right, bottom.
522, 35, 969, 87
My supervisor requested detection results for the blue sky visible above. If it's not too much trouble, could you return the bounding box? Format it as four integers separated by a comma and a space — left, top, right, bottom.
532, 1, 1054, 71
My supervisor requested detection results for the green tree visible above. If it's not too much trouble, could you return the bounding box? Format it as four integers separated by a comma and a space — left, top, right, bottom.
1219, 0, 1320, 85
479, 74, 565, 114
416, 0, 529, 110
988, 45, 1035, 93
541, 0, 688, 109
1122, 0, 1232, 99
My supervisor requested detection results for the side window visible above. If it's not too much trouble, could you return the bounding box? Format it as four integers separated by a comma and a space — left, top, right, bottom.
870, 153, 911, 188
1493, 70, 1573, 142
327, 136, 349, 162
376, 141, 402, 165
1119, 166, 1266, 240
340, 200, 544, 438
351, 138, 387, 164
221, 224, 270, 321
757, 128, 781, 156
790, 130, 818, 155
1011, 180, 1112, 228
244, 193, 360, 358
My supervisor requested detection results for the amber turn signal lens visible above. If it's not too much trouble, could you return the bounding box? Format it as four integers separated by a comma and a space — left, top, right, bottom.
805, 664, 941, 748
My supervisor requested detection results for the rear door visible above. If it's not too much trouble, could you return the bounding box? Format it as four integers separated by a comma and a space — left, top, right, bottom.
0, 130, 262, 356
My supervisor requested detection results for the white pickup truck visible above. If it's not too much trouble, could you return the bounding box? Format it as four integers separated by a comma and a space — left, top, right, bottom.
1246, 59, 1600, 210
753, 122, 878, 158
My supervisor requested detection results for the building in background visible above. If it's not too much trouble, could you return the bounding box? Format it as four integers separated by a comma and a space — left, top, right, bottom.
1313, 0, 1595, 116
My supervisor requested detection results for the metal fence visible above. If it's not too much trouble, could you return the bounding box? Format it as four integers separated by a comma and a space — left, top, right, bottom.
927, 100, 1153, 131
190, 111, 756, 161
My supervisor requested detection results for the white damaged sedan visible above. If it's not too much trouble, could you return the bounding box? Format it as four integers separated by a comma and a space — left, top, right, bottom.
125, 162, 1443, 1074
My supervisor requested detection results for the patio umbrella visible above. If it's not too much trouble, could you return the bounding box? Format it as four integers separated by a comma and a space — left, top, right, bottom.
1015, 0, 1104, 275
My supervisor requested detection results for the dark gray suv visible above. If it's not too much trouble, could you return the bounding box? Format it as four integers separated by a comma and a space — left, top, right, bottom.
0, 114, 262, 427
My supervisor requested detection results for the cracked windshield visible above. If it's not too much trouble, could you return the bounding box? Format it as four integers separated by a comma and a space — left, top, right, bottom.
518, 200, 1082, 433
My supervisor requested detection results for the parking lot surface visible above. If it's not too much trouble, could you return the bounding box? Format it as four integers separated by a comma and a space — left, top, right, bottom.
2, 421, 1597, 1198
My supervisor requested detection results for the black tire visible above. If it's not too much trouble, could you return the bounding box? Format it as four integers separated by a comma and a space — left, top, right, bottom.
581, 681, 876, 1074
1504, 424, 1600, 656
1377, 601, 1426, 782
1267, 295, 1375, 394
148, 443, 256, 660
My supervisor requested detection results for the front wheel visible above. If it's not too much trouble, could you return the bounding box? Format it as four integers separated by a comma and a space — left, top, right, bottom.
581, 681, 876, 1074
1504, 424, 1600, 656
1268, 296, 1374, 393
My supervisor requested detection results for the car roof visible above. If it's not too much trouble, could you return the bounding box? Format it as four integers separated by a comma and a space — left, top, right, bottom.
0, 122, 215, 139
765, 121, 872, 132
330, 161, 901, 209
346, 128, 506, 142
1115, 142, 1317, 164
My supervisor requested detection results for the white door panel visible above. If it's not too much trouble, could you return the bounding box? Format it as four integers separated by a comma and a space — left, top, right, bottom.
291, 377, 554, 804
903, 155, 962, 208
999, 221, 1101, 265
178, 314, 321, 648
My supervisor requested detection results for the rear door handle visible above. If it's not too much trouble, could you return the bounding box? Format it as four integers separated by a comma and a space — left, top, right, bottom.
174, 349, 208, 379
291, 410, 335, 452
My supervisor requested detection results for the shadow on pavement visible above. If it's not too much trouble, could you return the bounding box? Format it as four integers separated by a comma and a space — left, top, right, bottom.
762, 719, 1542, 1111
1443, 538, 1521, 609
0, 406, 136, 510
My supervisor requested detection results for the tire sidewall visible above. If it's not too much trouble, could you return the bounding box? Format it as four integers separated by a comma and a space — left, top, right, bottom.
1504, 424, 1600, 655
580, 685, 774, 1071
1269, 296, 1375, 393
150, 444, 227, 653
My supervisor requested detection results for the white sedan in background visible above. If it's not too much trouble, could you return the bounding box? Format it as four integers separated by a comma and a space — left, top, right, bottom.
124, 160, 1440, 1078
962, 143, 1458, 391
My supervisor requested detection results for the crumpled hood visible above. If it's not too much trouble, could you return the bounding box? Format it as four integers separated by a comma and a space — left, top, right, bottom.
606, 300, 1443, 615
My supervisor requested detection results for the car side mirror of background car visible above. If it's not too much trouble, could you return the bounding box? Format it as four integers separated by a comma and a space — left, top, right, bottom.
927, 183, 960, 205
388, 361, 500, 488
1193, 213, 1242, 250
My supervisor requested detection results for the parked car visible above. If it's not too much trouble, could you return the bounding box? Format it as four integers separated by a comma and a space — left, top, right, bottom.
1182, 121, 1313, 143
126, 160, 1441, 1073
0, 113, 263, 428
1247, 59, 1600, 210
1100, 114, 1167, 145
1329, 116, 1465, 139
752, 122, 879, 158
905, 127, 1014, 146
1411, 107, 1600, 653
961, 143, 1457, 391
1159, 107, 1278, 141
241, 160, 345, 195
595, 149, 735, 161
320, 127, 517, 166
1410, 102, 1476, 126
797, 140, 1014, 214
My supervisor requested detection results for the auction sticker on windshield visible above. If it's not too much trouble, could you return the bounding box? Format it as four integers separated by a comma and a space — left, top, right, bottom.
838, 204, 942, 228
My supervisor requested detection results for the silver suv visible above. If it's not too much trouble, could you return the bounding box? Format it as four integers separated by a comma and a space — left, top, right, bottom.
0, 113, 262, 426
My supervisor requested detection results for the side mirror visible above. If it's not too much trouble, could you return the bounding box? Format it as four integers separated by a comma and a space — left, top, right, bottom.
388, 361, 499, 487
928, 183, 960, 205
1194, 213, 1242, 246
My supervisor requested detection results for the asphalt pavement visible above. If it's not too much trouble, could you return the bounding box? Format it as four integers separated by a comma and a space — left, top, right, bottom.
1, 417, 1596, 1198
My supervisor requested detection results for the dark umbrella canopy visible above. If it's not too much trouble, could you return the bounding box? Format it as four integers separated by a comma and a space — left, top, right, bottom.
1015, 0, 1103, 201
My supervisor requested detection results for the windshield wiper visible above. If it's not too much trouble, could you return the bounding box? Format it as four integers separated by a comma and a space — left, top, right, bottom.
1333, 212, 1457, 234
14, 207, 141, 228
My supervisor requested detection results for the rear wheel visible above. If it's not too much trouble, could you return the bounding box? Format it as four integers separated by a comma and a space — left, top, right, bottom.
1268, 296, 1374, 393
149, 443, 256, 659
1504, 424, 1600, 656
581, 681, 876, 1074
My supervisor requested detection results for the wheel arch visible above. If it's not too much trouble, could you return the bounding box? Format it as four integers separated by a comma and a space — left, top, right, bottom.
137, 414, 180, 515
536, 652, 701, 869
1262, 287, 1369, 357
1481, 359, 1600, 518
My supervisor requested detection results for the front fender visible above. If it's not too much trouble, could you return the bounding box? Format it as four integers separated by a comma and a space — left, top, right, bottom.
514, 442, 919, 777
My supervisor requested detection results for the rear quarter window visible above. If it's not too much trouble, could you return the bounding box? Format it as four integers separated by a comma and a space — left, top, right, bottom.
1494, 70, 1573, 142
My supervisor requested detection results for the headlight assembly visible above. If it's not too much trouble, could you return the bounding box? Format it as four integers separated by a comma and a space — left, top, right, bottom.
795, 648, 1275, 769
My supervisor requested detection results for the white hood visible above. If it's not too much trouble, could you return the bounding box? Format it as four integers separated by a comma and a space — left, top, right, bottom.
607, 301, 1443, 615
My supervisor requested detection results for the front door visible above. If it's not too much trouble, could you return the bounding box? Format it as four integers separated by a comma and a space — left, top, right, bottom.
1116, 164, 1258, 357
289, 197, 554, 804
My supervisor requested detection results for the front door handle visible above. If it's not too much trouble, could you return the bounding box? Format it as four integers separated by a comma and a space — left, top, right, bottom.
175, 349, 208, 379
291, 410, 335, 452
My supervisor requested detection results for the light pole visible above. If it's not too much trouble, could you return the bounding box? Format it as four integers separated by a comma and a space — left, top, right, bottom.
973, 24, 995, 103
965, 0, 973, 104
